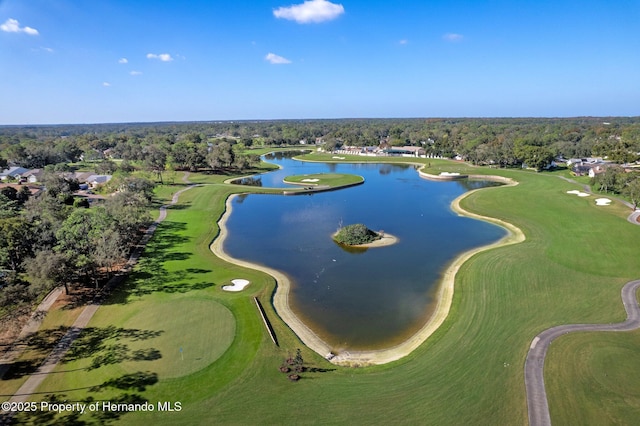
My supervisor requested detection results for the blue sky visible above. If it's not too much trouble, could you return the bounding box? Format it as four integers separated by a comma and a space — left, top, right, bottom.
1, 0, 639, 124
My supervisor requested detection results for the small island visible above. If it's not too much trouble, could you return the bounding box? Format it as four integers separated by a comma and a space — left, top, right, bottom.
332, 223, 398, 248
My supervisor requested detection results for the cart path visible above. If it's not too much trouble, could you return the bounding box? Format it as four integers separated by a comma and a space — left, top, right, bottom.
0, 287, 65, 380
525, 279, 640, 426
1, 182, 196, 422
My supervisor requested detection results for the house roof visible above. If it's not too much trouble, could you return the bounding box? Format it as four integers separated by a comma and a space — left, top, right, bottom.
0, 183, 42, 195
22, 168, 43, 177
0, 167, 29, 177
86, 175, 112, 184
73, 172, 94, 182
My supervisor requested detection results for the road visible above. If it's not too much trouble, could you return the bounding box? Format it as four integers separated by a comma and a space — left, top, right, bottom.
525, 279, 640, 426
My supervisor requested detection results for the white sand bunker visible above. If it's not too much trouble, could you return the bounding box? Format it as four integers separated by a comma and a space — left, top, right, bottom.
595, 198, 612, 206
222, 279, 250, 292
332, 156, 345, 159
567, 190, 590, 197
301, 178, 320, 182
440, 172, 461, 176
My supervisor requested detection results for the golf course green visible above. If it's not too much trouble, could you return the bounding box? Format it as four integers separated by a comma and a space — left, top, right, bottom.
283, 172, 364, 187
5, 153, 640, 425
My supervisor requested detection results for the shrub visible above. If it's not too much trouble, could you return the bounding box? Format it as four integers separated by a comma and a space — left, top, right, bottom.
333, 223, 381, 245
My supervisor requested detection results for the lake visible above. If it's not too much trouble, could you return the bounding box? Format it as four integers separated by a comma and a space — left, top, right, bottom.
224, 152, 506, 350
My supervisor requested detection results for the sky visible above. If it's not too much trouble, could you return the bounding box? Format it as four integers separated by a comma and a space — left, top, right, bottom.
1, 0, 639, 124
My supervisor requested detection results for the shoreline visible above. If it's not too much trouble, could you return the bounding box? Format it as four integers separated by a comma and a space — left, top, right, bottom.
211, 172, 524, 366
331, 231, 399, 248
210, 195, 334, 358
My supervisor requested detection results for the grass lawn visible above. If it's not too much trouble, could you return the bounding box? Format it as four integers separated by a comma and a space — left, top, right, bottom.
6, 155, 640, 425
283, 172, 364, 187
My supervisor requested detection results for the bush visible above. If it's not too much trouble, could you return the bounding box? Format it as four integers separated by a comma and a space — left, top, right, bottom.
333, 223, 381, 245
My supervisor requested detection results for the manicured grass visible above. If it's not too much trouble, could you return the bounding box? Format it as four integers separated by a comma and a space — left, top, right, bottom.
10, 157, 640, 425
283, 172, 364, 187
545, 329, 640, 424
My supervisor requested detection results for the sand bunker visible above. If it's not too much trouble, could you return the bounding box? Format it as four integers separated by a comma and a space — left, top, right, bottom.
595, 198, 612, 206
567, 190, 590, 197
332, 156, 345, 160
440, 172, 461, 176
222, 279, 250, 292
301, 178, 320, 182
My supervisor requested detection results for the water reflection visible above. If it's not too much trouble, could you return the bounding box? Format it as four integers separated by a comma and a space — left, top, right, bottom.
224, 155, 507, 349
233, 176, 263, 187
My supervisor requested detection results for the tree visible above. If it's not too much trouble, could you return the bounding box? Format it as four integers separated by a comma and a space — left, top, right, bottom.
95, 159, 118, 174
333, 224, 381, 245
55, 209, 98, 287
594, 165, 624, 194
0, 193, 20, 218
93, 228, 127, 278
207, 142, 236, 171
518, 145, 555, 171
23, 192, 71, 248
23, 249, 71, 295
16, 185, 31, 204
0, 186, 18, 201
624, 175, 640, 210
144, 145, 167, 184
0, 217, 33, 272
103, 192, 151, 246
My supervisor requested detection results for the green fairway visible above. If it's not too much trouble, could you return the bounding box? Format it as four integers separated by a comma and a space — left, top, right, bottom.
283, 172, 364, 187
10, 157, 640, 425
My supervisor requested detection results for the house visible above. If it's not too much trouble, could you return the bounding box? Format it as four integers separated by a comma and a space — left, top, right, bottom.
588, 165, 607, 178
22, 169, 44, 183
86, 174, 112, 188
0, 167, 29, 181
382, 146, 426, 157
570, 157, 609, 176
72, 172, 94, 183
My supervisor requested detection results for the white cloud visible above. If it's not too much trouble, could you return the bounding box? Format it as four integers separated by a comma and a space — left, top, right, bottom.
31, 46, 53, 53
146, 53, 174, 62
274, 0, 344, 24
130, 70, 143, 76
118, 58, 128, 64
443, 33, 464, 42
399, 39, 408, 45
265, 52, 292, 64
102, 82, 111, 87
1, 18, 39, 35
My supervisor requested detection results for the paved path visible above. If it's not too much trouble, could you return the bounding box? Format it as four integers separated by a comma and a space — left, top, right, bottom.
1, 181, 195, 422
525, 279, 640, 426
0, 287, 65, 380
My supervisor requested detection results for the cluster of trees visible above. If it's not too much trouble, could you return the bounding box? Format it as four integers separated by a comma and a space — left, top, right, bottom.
0, 130, 261, 184
333, 224, 381, 246
0, 171, 153, 318
592, 166, 640, 209
2, 118, 639, 173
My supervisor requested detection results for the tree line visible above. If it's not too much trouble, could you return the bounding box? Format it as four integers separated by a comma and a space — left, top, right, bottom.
2, 117, 639, 171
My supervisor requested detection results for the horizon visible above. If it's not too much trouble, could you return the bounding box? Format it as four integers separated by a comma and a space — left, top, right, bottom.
2, 115, 639, 128
2, 0, 639, 124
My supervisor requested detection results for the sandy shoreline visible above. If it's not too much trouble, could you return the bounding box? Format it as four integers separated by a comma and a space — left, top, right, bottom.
331, 231, 398, 248
211, 174, 524, 366
211, 195, 334, 358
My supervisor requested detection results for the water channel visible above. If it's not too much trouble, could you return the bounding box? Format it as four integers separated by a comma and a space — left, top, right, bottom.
224, 152, 507, 350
